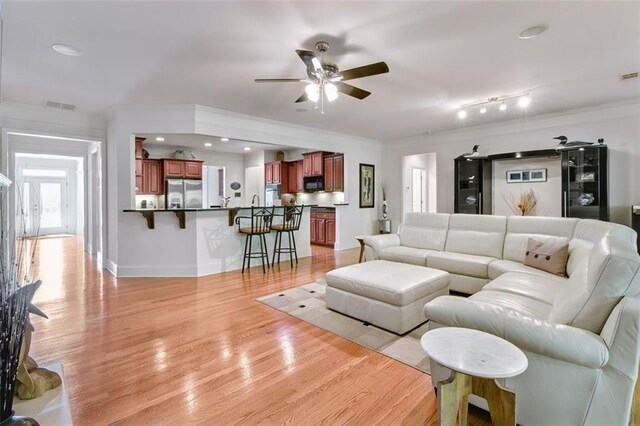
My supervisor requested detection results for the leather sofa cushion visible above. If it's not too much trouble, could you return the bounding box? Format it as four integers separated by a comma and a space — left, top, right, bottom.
550, 230, 640, 333
426, 251, 496, 279
470, 289, 553, 320
325, 260, 450, 306
399, 212, 450, 251
503, 216, 576, 263
445, 214, 506, 259
483, 272, 566, 306
378, 246, 434, 266
488, 259, 567, 281
523, 238, 569, 277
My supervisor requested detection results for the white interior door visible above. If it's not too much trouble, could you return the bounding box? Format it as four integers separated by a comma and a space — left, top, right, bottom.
21, 176, 70, 236
412, 167, 426, 213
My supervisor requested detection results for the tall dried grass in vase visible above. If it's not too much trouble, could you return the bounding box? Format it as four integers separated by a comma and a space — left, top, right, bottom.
0, 182, 41, 425
504, 189, 537, 216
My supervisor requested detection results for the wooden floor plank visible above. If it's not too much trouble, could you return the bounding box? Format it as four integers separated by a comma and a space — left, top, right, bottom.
27, 235, 491, 425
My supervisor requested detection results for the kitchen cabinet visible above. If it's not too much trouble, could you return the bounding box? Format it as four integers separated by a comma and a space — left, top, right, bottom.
135, 159, 143, 177
142, 159, 163, 195
310, 210, 335, 247
184, 161, 202, 179
326, 218, 336, 245
288, 162, 298, 193
303, 152, 324, 177
162, 159, 203, 179
265, 161, 288, 186
135, 137, 145, 160
134, 137, 145, 195
296, 160, 304, 192
135, 176, 143, 195
323, 154, 344, 192
561, 145, 608, 221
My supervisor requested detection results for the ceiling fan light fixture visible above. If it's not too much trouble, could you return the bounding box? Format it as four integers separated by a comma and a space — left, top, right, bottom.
305, 83, 320, 102
324, 83, 338, 102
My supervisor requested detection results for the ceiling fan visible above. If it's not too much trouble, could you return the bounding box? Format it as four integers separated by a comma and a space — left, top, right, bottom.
255, 41, 389, 113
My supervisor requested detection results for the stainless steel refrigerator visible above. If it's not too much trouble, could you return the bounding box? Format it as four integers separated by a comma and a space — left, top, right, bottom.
166, 179, 203, 209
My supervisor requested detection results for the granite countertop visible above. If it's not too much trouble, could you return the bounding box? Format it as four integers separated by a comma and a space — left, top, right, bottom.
123, 205, 318, 213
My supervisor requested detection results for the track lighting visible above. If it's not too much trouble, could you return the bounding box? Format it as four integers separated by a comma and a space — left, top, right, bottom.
455, 92, 531, 119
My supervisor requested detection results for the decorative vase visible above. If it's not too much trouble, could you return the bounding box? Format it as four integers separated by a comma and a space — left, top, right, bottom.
382, 201, 388, 219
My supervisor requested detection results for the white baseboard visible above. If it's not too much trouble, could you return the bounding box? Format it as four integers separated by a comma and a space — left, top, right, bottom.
117, 264, 198, 277
104, 258, 117, 277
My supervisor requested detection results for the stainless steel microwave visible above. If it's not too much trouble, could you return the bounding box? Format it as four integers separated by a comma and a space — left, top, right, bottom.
304, 178, 324, 193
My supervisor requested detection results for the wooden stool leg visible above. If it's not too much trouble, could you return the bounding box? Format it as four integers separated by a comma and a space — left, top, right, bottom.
438, 371, 471, 426
472, 377, 516, 426
291, 231, 298, 264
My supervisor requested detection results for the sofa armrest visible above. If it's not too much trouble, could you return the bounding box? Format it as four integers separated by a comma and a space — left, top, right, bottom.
362, 234, 400, 260
425, 296, 609, 369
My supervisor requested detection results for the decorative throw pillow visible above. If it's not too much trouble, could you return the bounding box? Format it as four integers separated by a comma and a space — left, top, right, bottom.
523, 238, 570, 277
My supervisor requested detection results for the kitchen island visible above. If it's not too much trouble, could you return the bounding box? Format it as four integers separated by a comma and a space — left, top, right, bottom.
118, 206, 311, 277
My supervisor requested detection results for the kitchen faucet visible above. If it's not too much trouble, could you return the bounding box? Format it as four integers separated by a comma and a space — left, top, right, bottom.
251, 194, 260, 206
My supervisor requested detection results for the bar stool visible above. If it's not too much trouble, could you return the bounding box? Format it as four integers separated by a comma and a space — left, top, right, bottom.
236, 206, 274, 273
271, 205, 304, 268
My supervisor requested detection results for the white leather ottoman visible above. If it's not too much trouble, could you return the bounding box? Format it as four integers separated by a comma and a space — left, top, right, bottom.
325, 260, 450, 334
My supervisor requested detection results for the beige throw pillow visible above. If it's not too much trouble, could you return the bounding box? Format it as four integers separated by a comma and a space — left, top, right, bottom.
524, 238, 569, 277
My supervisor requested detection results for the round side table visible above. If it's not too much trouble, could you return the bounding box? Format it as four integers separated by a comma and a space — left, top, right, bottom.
421, 327, 528, 426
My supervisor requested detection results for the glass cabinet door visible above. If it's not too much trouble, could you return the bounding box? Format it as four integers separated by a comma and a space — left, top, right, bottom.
565, 148, 601, 219
456, 159, 482, 214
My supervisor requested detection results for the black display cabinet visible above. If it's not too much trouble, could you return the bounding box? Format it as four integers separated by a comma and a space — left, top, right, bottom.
561, 145, 608, 221
454, 156, 492, 214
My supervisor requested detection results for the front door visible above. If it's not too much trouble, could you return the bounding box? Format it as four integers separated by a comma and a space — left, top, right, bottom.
20, 176, 70, 236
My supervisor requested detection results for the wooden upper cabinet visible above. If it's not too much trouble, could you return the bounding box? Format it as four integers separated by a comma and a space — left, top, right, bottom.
142, 159, 163, 195
288, 162, 298, 193
322, 154, 344, 192
272, 162, 281, 183
135, 137, 145, 159
135, 159, 143, 177
163, 159, 185, 178
333, 155, 344, 192
184, 161, 202, 179
296, 160, 304, 192
265, 163, 273, 184
162, 159, 202, 179
303, 152, 323, 177
324, 156, 334, 191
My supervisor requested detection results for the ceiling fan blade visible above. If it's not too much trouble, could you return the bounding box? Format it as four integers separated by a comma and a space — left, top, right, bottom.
295, 92, 309, 103
340, 62, 389, 81
296, 50, 323, 74
254, 78, 303, 83
336, 82, 371, 100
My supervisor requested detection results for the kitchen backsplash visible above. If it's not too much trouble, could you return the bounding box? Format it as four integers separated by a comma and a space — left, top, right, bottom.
135, 194, 165, 209
295, 191, 345, 207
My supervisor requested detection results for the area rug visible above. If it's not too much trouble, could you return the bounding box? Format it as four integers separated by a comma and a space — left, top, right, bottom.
256, 280, 431, 374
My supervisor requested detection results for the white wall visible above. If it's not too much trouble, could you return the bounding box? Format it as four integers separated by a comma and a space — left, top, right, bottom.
383, 99, 640, 228
492, 157, 562, 217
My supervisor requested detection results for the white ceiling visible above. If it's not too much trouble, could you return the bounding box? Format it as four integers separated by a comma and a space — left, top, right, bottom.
137, 133, 293, 154
2, 1, 639, 140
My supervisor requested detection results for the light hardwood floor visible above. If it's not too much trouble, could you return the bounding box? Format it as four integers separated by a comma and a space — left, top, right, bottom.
29, 236, 491, 425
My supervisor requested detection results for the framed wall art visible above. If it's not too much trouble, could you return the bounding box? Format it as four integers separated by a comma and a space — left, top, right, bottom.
506, 168, 547, 183
359, 163, 375, 208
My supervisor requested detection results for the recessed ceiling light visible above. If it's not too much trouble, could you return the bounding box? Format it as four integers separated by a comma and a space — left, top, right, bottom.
518, 25, 548, 39
221, 137, 229, 142
204, 142, 212, 147
51, 43, 82, 56
479, 106, 487, 114
155, 137, 165, 142
244, 147, 251, 151
457, 110, 467, 119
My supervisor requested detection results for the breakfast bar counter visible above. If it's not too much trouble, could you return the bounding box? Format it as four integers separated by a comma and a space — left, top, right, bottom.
118, 206, 311, 277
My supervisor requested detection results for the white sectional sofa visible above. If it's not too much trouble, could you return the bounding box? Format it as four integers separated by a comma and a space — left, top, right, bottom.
363, 213, 640, 425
